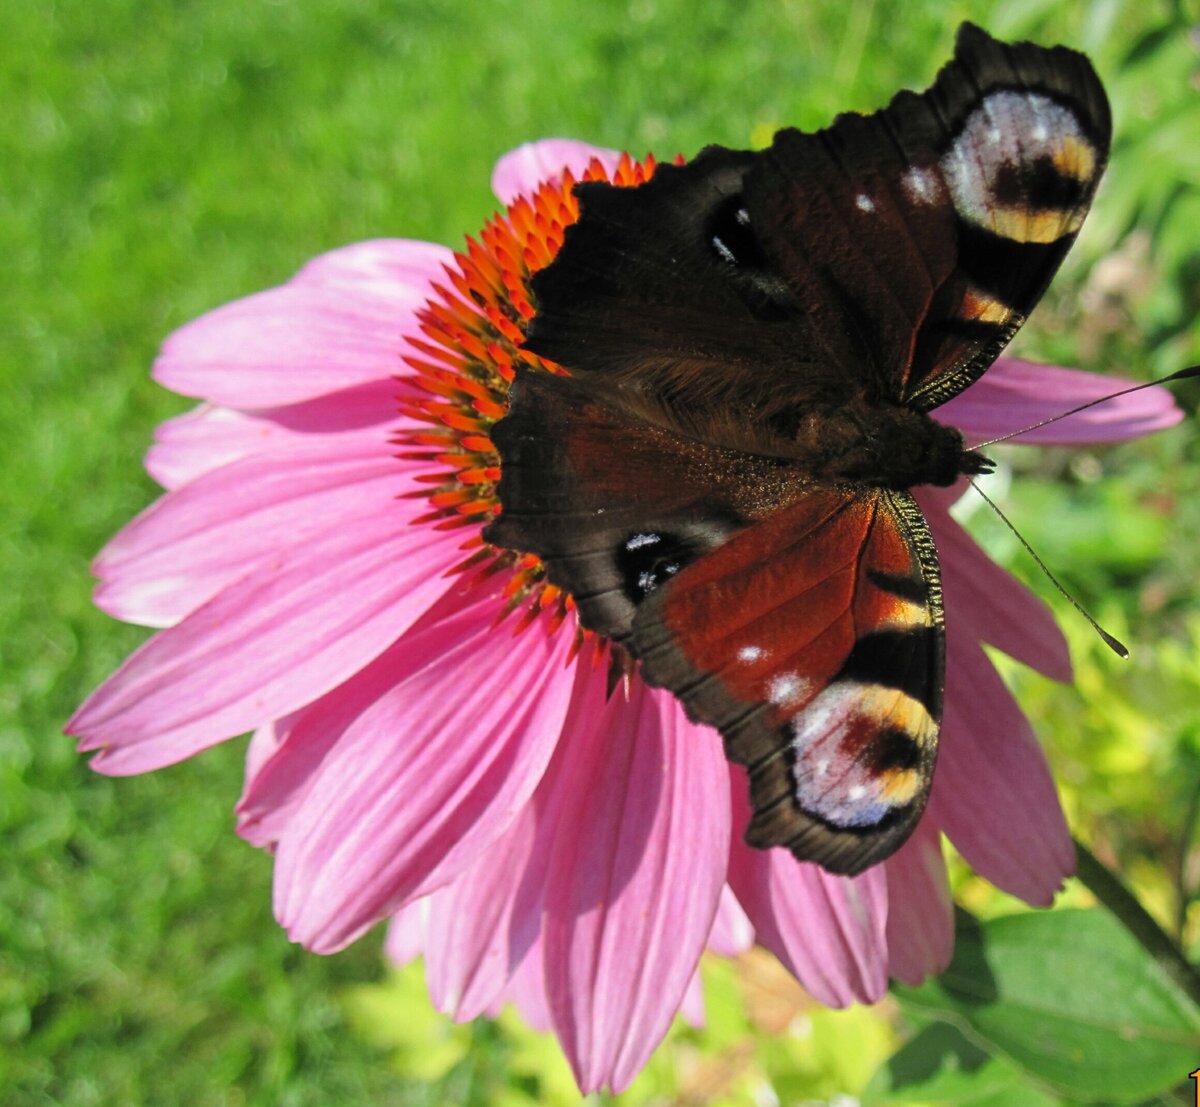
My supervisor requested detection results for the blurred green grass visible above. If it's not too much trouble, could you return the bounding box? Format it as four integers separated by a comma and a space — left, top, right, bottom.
3, 1, 1197, 1103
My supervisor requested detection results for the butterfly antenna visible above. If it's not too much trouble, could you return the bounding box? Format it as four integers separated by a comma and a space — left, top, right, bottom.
968, 479, 1129, 659
971, 365, 1200, 450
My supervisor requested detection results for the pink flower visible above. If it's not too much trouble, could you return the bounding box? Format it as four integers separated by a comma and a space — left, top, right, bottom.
68, 139, 1182, 1093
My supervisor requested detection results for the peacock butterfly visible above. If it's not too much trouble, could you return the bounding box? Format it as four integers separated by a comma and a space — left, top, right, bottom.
482, 23, 1111, 875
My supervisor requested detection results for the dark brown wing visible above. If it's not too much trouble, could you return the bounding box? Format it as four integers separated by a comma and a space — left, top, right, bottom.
524, 22, 1110, 451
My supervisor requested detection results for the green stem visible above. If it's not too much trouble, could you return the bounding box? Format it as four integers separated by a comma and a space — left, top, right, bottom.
1073, 837, 1200, 1008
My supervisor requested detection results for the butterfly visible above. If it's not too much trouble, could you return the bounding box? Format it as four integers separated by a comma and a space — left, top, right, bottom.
482, 23, 1111, 875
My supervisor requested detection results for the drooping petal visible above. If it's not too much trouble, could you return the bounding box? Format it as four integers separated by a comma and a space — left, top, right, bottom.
488, 934, 553, 1034
707, 884, 755, 957
679, 969, 707, 1029
272, 595, 577, 953
922, 494, 1073, 683
491, 139, 621, 206
154, 239, 452, 408
939, 358, 1181, 444
928, 624, 1075, 905
385, 901, 427, 969
542, 686, 729, 1094
726, 772, 889, 1007
883, 819, 953, 985
423, 801, 543, 1022
146, 381, 402, 489
236, 584, 492, 849
95, 439, 414, 627
69, 509, 466, 773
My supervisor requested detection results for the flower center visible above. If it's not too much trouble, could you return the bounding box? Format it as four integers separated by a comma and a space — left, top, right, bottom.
396, 152, 660, 643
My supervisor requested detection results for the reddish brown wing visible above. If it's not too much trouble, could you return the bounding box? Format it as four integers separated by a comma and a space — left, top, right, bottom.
633, 488, 943, 874
524, 23, 1110, 453
484, 373, 942, 874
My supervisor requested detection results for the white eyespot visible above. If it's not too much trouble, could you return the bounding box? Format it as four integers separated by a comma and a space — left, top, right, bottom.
735, 206, 751, 225
942, 91, 1090, 234
855, 193, 875, 213
737, 644, 765, 663
624, 532, 660, 550
637, 570, 657, 593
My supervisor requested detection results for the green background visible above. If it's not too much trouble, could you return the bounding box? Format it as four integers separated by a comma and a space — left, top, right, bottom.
4, 0, 1198, 1103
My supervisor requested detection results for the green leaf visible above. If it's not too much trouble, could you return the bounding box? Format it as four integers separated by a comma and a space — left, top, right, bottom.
865, 1021, 1063, 1106
894, 910, 1200, 1103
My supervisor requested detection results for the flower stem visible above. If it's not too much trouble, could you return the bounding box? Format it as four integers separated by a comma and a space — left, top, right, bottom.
1073, 837, 1200, 1008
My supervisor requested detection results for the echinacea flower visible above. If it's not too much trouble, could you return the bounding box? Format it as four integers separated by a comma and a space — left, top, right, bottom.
69, 138, 1182, 1093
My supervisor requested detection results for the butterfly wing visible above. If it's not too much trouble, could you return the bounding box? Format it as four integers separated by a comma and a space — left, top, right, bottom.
487, 24, 1111, 871
486, 369, 803, 643
636, 486, 943, 874
525, 22, 1110, 453
485, 375, 942, 874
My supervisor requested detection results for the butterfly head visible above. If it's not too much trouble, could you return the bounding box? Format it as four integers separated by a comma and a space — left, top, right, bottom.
959, 448, 995, 478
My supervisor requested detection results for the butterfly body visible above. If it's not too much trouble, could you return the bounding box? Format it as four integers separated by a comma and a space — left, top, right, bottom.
484, 24, 1111, 874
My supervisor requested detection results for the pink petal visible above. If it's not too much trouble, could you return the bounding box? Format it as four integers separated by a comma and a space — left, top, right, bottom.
707, 884, 755, 957
679, 969, 706, 1029
726, 772, 889, 1007
940, 358, 1182, 444
543, 686, 729, 1094
147, 381, 402, 490
69, 511, 466, 773
928, 624, 1075, 905
884, 819, 953, 985
491, 140, 622, 206
385, 901, 427, 968
272, 596, 577, 953
236, 584, 492, 849
244, 720, 285, 786
488, 934, 553, 1034
154, 239, 451, 408
424, 802, 543, 1022
96, 439, 413, 627
921, 494, 1073, 682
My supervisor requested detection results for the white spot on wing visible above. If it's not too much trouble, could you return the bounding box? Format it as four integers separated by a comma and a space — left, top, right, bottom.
625, 532, 660, 550
711, 236, 736, 263
767, 672, 811, 708
855, 193, 875, 213
737, 644, 765, 663
902, 166, 937, 205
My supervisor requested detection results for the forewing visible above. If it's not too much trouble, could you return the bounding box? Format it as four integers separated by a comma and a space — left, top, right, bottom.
633, 489, 944, 875
751, 21, 1111, 410
524, 22, 1110, 449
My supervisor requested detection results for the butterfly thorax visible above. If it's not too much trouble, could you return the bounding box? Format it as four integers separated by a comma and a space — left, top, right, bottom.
789, 399, 991, 490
